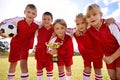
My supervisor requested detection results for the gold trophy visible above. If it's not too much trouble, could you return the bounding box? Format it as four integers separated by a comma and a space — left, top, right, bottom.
46, 41, 63, 62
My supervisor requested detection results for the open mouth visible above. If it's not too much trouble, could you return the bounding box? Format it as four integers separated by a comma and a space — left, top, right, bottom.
91, 20, 96, 23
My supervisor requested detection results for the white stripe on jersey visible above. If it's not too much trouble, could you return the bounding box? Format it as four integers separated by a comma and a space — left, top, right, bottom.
109, 22, 120, 45
2, 17, 42, 28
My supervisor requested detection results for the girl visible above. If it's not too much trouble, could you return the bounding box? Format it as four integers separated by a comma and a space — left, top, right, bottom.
85, 3, 120, 80
74, 13, 103, 80
49, 19, 74, 80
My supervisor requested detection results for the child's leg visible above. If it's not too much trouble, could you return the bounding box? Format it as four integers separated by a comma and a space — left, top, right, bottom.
20, 60, 29, 80
58, 66, 65, 80
108, 69, 117, 80
83, 67, 91, 80
116, 57, 120, 80
65, 66, 72, 80
8, 62, 17, 80
94, 69, 102, 80
116, 68, 120, 80
37, 70, 43, 80
46, 71, 53, 80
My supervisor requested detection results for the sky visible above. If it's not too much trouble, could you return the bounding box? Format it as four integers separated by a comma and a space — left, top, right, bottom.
0, 0, 120, 51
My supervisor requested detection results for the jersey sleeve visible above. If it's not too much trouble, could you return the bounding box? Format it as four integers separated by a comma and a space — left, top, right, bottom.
109, 22, 120, 45
2, 17, 24, 27
66, 28, 76, 37
34, 20, 42, 28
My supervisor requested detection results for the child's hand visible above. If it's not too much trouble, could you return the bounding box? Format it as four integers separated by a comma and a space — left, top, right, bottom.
75, 30, 82, 36
106, 17, 115, 26
103, 56, 114, 64
0, 31, 7, 38
0, 22, 7, 38
48, 49, 58, 55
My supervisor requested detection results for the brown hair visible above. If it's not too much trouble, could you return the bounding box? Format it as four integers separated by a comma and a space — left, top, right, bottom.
53, 19, 67, 28
85, 3, 102, 18
76, 13, 86, 22
25, 4, 37, 10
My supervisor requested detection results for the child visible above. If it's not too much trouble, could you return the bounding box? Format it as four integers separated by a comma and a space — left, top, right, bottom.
0, 4, 40, 80
74, 13, 103, 80
49, 19, 74, 80
35, 12, 54, 80
103, 23, 120, 64
85, 3, 120, 80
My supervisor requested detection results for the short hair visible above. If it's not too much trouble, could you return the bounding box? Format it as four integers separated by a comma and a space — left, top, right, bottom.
75, 13, 87, 23
76, 13, 86, 21
53, 19, 67, 28
25, 4, 37, 10
43, 11, 53, 20
85, 3, 102, 18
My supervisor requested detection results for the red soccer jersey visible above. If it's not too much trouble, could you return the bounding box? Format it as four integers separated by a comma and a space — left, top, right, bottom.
89, 19, 119, 55
10, 19, 39, 49
9, 19, 39, 62
35, 26, 54, 60
55, 34, 74, 66
74, 30, 103, 61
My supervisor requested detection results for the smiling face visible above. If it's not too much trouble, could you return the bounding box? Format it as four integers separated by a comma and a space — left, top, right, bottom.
42, 15, 53, 27
75, 17, 87, 32
85, 4, 102, 28
54, 23, 66, 39
53, 19, 67, 39
86, 11, 102, 28
24, 7, 37, 23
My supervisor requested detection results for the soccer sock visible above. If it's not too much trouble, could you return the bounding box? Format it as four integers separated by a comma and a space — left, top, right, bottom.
66, 72, 72, 80
21, 73, 29, 80
59, 72, 65, 80
47, 71, 53, 80
95, 74, 102, 80
8, 72, 15, 80
37, 71, 43, 80
83, 71, 90, 80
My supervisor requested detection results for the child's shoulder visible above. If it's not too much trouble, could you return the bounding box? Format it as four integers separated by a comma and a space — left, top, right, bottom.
109, 22, 120, 31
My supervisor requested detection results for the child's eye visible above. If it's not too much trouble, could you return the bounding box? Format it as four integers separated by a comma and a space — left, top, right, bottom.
76, 23, 79, 25
87, 15, 90, 18
93, 13, 97, 16
82, 22, 85, 24
32, 13, 36, 15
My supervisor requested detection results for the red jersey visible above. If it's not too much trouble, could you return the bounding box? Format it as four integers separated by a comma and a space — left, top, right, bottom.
55, 34, 74, 59
89, 20, 119, 55
10, 19, 39, 49
74, 30, 103, 61
35, 26, 54, 60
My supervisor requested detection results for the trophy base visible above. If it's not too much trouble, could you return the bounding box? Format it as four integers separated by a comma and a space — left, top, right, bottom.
52, 56, 58, 62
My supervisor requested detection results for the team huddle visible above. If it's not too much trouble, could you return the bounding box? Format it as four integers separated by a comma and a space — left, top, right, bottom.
0, 3, 120, 80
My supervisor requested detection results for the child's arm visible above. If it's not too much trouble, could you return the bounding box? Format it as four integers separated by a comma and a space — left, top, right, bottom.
105, 17, 115, 26
2, 17, 24, 26
104, 22, 120, 64
66, 28, 76, 37
104, 48, 120, 64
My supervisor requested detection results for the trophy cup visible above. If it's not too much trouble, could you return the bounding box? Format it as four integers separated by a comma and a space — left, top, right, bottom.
46, 41, 63, 62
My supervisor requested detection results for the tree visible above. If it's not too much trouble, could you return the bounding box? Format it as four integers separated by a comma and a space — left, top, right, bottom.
0, 40, 9, 52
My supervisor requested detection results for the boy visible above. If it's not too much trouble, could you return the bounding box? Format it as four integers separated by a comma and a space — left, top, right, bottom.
85, 3, 120, 80
35, 12, 54, 80
0, 4, 40, 80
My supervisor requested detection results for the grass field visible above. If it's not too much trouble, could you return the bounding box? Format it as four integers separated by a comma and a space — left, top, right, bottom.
0, 56, 110, 80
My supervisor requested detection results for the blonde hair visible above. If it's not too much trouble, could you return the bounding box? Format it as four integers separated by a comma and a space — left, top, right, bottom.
85, 3, 102, 18
53, 19, 67, 28
76, 13, 86, 21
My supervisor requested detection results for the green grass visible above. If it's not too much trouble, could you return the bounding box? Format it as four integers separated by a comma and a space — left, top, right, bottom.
0, 56, 110, 80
